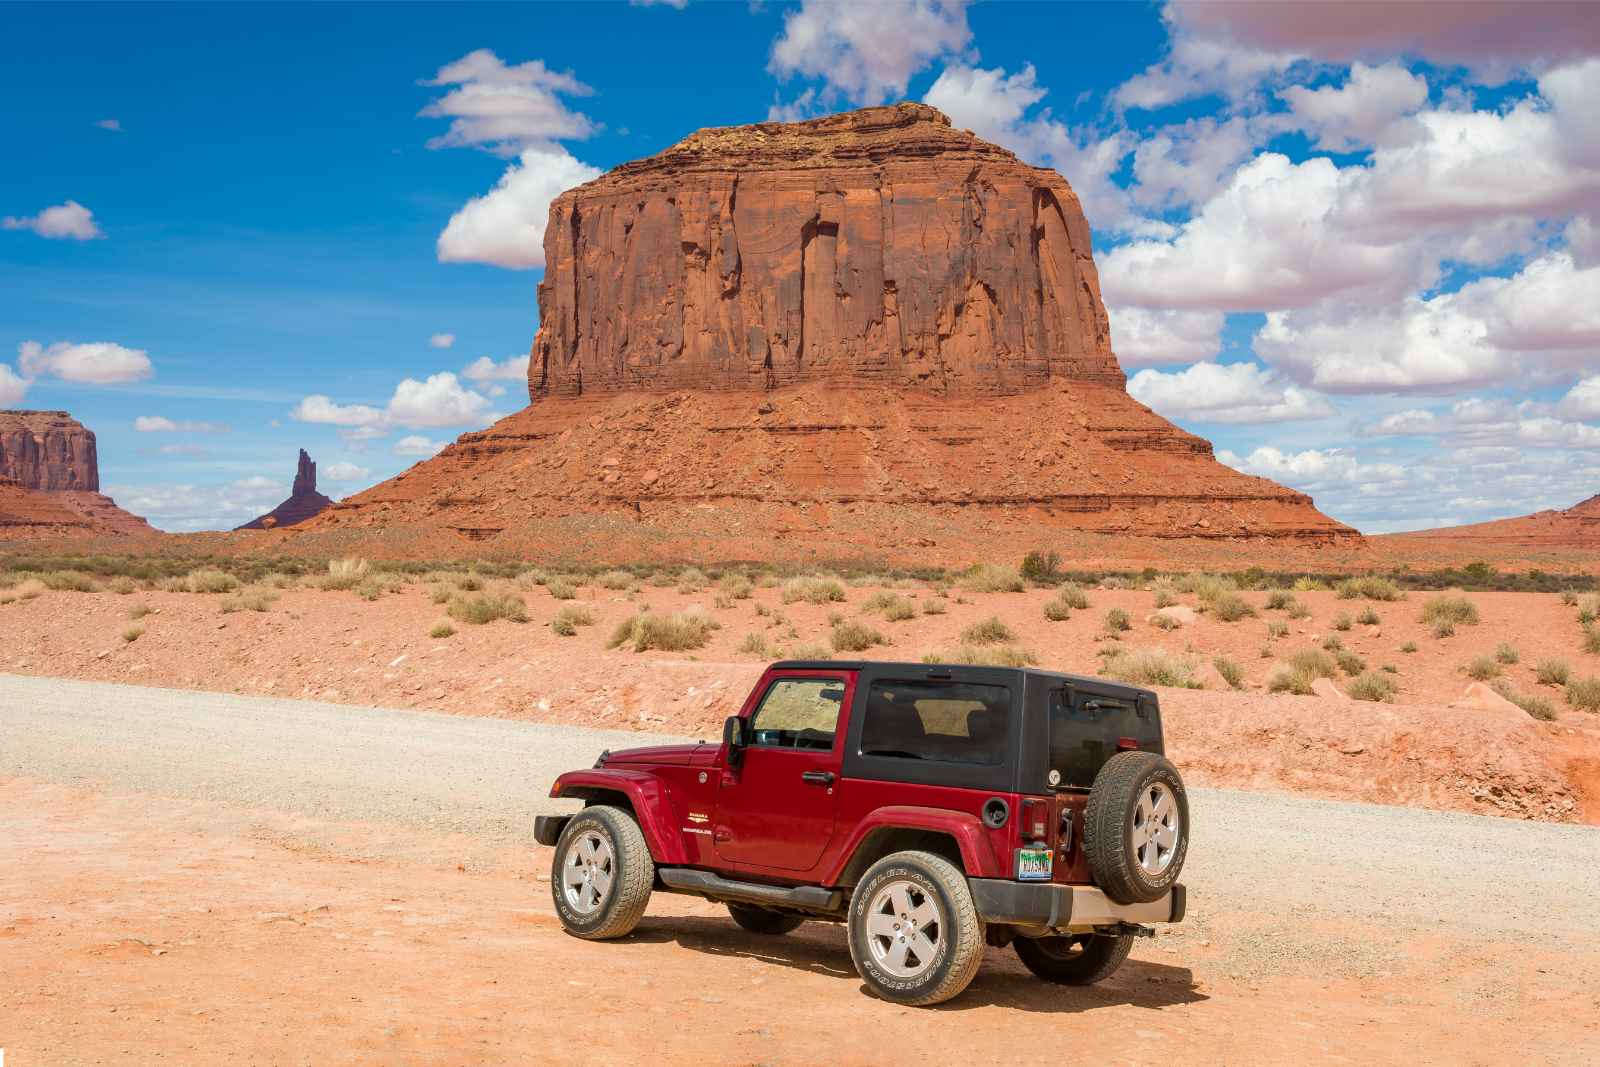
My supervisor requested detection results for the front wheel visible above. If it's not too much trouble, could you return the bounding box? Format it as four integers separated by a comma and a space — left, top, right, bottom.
727, 903, 805, 935
550, 805, 654, 940
1014, 933, 1133, 985
846, 850, 985, 1006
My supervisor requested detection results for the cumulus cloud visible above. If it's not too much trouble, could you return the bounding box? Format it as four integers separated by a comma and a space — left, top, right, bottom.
1279, 62, 1429, 151
18, 340, 152, 384
105, 478, 289, 533
394, 435, 449, 457
436, 145, 602, 269
429, 333, 456, 349
769, 0, 972, 106
1364, 395, 1600, 450
290, 395, 386, 428
462, 353, 530, 382
293, 372, 494, 435
2, 200, 103, 240
1558, 375, 1600, 419
0, 363, 28, 405
1107, 306, 1224, 366
420, 49, 596, 156
321, 461, 372, 483
1128, 361, 1335, 423
133, 416, 228, 433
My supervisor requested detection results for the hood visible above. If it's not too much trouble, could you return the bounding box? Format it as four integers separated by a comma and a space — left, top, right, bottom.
600, 742, 716, 767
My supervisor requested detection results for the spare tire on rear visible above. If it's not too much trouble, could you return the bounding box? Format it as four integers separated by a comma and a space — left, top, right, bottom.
1083, 751, 1188, 904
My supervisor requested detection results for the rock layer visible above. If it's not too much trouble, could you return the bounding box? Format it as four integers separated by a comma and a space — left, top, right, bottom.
236, 450, 333, 530
0, 410, 99, 492
533, 103, 1120, 398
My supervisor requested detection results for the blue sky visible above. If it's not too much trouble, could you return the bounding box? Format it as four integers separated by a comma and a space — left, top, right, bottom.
2, 1, 1597, 532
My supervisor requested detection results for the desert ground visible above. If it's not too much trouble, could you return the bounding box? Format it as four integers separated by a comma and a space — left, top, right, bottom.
4, 675, 1599, 1066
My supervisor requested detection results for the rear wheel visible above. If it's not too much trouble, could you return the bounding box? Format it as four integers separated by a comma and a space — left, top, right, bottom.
550, 805, 654, 940
727, 904, 805, 936
1014, 933, 1134, 985
1084, 751, 1189, 904
846, 850, 985, 1006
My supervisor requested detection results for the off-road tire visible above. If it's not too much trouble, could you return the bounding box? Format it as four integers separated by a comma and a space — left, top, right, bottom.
846, 850, 985, 1006
727, 904, 805, 936
550, 805, 654, 940
1084, 751, 1189, 904
1014, 933, 1134, 985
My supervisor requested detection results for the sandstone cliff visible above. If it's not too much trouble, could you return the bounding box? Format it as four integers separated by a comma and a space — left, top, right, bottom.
236, 449, 334, 530
0, 410, 151, 539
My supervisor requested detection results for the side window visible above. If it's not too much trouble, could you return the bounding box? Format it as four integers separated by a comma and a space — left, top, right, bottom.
748, 678, 845, 750
859, 680, 1010, 765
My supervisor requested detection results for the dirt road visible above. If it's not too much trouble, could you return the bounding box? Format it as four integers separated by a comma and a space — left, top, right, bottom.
3, 675, 1599, 1064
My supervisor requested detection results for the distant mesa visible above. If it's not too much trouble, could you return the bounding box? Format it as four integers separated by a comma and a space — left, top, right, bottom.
1393, 494, 1600, 547
0, 409, 152, 539
305, 104, 1355, 560
236, 449, 334, 530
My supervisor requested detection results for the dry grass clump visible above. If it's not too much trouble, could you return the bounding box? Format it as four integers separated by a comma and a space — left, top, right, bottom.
1332, 613, 1353, 632
1151, 613, 1181, 631
1335, 576, 1403, 601
1567, 676, 1600, 712
1264, 590, 1297, 611
1019, 550, 1063, 585
1207, 592, 1255, 622
1356, 606, 1381, 626
1535, 659, 1571, 686
1042, 598, 1072, 622
958, 563, 1025, 594
675, 567, 709, 593
1266, 621, 1288, 638
447, 591, 528, 625
1321, 635, 1343, 651
784, 641, 832, 661
921, 596, 947, 615
121, 624, 144, 643
550, 605, 595, 636
126, 602, 153, 620
781, 576, 847, 605
1493, 642, 1521, 665
1212, 656, 1244, 690
220, 589, 278, 613
1421, 595, 1479, 628
1492, 681, 1555, 720
1334, 650, 1366, 676
1577, 594, 1600, 624
1267, 667, 1315, 695
595, 569, 634, 591
1286, 601, 1312, 620
862, 591, 917, 621
1584, 625, 1600, 655
1270, 648, 1340, 694
609, 610, 720, 652
960, 616, 1016, 644
1056, 582, 1090, 610
106, 576, 138, 595
736, 632, 770, 657
718, 573, 754, 600
831, 619, 886, 653
1400, 641, 1418, 653
1292, 577, 1329, 592
321, 558, 370, 591
164, 568, 239, 594
1150, 577, 1179, 608
921, 644, 1038, 667
429, 621, 456, 639
1101, 648, 1202, 689
41, 570, 101, 592
1347, 672, 1397, 703
546, 579, 578, 600
1103, 607, 1131, 633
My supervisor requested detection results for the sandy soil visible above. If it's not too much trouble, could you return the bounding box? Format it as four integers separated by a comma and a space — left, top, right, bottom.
4, 577, 1597, 822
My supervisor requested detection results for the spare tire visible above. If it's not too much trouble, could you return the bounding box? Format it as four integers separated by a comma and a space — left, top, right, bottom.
1083, 751, 1188, 904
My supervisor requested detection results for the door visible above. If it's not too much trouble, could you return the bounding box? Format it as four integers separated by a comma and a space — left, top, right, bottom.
714, 673, 848, 871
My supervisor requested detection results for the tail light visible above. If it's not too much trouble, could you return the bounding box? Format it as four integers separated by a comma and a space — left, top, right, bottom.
1020, 798, 1049, 844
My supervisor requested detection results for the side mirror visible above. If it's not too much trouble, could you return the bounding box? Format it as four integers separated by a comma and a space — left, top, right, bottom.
722, 715, 748, 764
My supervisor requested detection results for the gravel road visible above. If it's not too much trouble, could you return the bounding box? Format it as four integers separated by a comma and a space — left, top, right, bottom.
5, 672, 1597, 953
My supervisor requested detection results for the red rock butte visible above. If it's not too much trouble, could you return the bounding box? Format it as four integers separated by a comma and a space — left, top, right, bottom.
310, 104, 1356, 562
236, 449, 334, 530
0, 410, 151, 539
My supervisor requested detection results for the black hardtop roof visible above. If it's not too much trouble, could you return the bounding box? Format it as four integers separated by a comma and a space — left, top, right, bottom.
768, 660, 1156, 702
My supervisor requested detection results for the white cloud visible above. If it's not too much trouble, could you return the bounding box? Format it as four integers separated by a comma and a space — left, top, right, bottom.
18, 340, 152, 383
1107, 306, 1224, 366
429, 333, 456, 349
394, 435, 449, 457
1113, 4, 1300, 112
1220, 444, 1407, 490
95, 118, 122, 132
2, 200, 103, 240
157, 444, 209, 458
322, 461, 372, 483
1558, 375, 1600, 419
1128, 361, 1335, 423
462, 353, 529, 382
770, 0, 972, 106
1364, 394, 1600, 450
291, 395, 386, 428
1129, 115, 1261, 211
420, 49, 596, 156
133, 416, 228, 433
105, 478, 288, 533
630, 0, 687, 7
436, 145, 602, 269
1279, 62, 1429, 151
0, 363, 28, 405
386, 372, 491, 428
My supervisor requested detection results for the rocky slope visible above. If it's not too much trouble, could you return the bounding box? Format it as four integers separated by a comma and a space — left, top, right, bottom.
0, 410, 151, 539
308, 104, 1354, 559
236, 450, 333, 530
1390, 494, 1600, 547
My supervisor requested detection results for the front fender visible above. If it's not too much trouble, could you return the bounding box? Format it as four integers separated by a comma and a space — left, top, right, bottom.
822, 804, 1005, 885
550, 769, 689, 866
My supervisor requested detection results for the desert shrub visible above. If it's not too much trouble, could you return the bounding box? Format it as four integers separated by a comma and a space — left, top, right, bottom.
1432, 620, 1457, 639
1356, 606, 1381, 626
1175, 572, 1234, 599
1056, 582, 1090, 610
1333, 649, 1365, 676
106, 576, 138, 595
863, 591, 917, 621
1151, 613, 1181, 631
921, 597, 947, 615
781, 576, 847, 604
1560, 589, 1579, 606
1566, 676, 1600, 712
1584, 625, 1600, 656
1267, 667, 1316, 695
1381, 663, 1398, 674
322, 558, 369, 591
1494, 642, 1520, 665
353, 577, 385, 601
961, 616, 1016, 644
1213, 656, 1244, 690
447, 591, 528, 625
124, 603, 152, 621
1401, 641, 1418, 653
1347, 672, 1396, 703
1040, 598, 1071, 622
1151, 577, 1179, 607
1019, 550, 1063, 584
173, 568, 237, 594
1266, 621, 1288, 638
429, 584, 453, 605
675, 567, 709, 593
736, 632, 770, 657
221, 590, 277, 614
550, 605, 595, 636
429, 621, 456, 639
41, 570, 100, 592
783, 641, 831, 661
1332, 613, 1353, 632
831, 619, 885, 653
1321, 635, 1343, 651
718, 573, 753, 600
456, 574, 485, 592
1101, 648, 1202, 689
262, 572, 300, 590
1286, 602, 1312, 620
1578, 595, 1600, 625
922, 644, 1039, 667
1207, 592, 1255, 622
596, 569, 634, 591
1265, 590, 1296, 611
1492, 680, 1555, 720
609, 610, 719, 652
827, 611, 845, 626
1335, 576, 1403, 601
959, 563, 1025, 594
1292, 577, 1329, 592
1287, 649, 1339, 679
1104, 607, 1131, 633
1421, 595, 1479, 627
121, 624, 144, 643
13, 579, 44, 600
546, 579, 578, 601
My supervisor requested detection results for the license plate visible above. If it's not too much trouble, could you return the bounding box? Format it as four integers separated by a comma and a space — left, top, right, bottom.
1016, 847, 1053, 881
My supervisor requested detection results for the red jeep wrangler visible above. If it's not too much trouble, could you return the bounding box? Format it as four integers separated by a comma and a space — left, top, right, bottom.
535, 660, 1187, 1005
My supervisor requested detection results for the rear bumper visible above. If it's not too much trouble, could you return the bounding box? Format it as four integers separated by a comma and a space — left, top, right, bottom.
968, 878, 1185, 931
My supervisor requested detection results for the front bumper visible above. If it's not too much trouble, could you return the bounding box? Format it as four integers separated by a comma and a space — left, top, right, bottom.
968, 878, 1185, 931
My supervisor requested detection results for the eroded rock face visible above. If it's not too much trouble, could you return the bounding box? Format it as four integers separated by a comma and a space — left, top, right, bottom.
0, 410, 99, 492
236, 449, 333, 530
532, 103, 1121, 399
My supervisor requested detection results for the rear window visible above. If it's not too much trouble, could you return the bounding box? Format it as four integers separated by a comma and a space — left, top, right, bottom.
859, 680, 1010, 765
1048, 689, 1149, 788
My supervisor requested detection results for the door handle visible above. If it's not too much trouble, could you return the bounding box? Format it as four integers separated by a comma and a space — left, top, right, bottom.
801, 770, 836, 786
